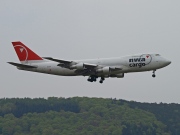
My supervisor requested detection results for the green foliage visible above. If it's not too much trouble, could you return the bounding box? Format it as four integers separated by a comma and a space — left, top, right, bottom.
114, 99, 180, 135
0, 97, 179, 134
0, 97, 80, 117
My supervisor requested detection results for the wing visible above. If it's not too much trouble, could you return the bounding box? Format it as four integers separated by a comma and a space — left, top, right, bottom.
44, 57, 98, 70
83, 63, 98, 69
43, 57, 123, 75
43, 57, 73, 64
43, 57, 76, 68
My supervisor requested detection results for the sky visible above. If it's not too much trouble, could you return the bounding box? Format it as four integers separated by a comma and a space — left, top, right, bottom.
1, 0, 180, 103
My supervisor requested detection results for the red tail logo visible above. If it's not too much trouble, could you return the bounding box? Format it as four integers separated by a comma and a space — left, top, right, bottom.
146, 55, 149, 58
12, 41, 43, 62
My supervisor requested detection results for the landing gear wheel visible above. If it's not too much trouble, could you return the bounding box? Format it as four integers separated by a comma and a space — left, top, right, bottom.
87, 75, 98, 82
99, 80, 103, 83
152, 70, 156, 78
99, 77, 105, 84
87, 78, 93, 82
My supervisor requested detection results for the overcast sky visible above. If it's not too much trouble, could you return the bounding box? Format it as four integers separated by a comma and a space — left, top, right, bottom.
1, 0, 179, 103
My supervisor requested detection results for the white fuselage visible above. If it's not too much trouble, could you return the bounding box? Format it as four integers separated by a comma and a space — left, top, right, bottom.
18, 53, 171, 77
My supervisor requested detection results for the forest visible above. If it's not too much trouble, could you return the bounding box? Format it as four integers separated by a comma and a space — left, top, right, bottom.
0, 97, 179, 135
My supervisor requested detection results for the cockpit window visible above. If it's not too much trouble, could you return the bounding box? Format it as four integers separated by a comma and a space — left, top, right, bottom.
155, 54, 160, 56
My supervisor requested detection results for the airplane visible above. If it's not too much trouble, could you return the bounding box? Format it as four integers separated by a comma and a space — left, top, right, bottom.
8, 41, 171, 83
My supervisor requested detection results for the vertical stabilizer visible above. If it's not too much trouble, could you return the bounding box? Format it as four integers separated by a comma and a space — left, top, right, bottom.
12, 41, 44, 64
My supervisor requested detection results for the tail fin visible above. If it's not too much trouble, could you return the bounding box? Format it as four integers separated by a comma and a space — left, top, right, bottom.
12, 41, 44, 64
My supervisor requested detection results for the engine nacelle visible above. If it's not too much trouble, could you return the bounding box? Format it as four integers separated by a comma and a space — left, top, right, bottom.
96, 67, 110, 74
116, 73, 124, 78
70, 63, 84, 70
110, 73, 124, 78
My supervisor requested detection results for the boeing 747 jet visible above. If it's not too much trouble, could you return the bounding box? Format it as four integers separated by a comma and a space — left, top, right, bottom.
8, 41, 171, 83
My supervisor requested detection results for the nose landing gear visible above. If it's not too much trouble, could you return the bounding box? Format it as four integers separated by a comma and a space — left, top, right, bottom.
152, 70, 156, 78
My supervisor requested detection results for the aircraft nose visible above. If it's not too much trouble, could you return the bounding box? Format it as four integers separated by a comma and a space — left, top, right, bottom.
164, 59, 171, 66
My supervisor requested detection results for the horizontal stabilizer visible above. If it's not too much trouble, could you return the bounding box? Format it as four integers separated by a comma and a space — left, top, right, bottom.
8, 62, 37, 68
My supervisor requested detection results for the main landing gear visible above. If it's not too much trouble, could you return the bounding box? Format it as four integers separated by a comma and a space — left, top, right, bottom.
87, 75, 97, 82
87, 76, 105, 83
152, 70, 156, 78
99, 77, 105, 84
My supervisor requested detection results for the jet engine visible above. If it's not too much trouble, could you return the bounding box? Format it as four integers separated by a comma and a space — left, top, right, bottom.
70, 63, 84, 70
96, 67, 110, 74
110, 73, 124, 78
116, 73, 124, 78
